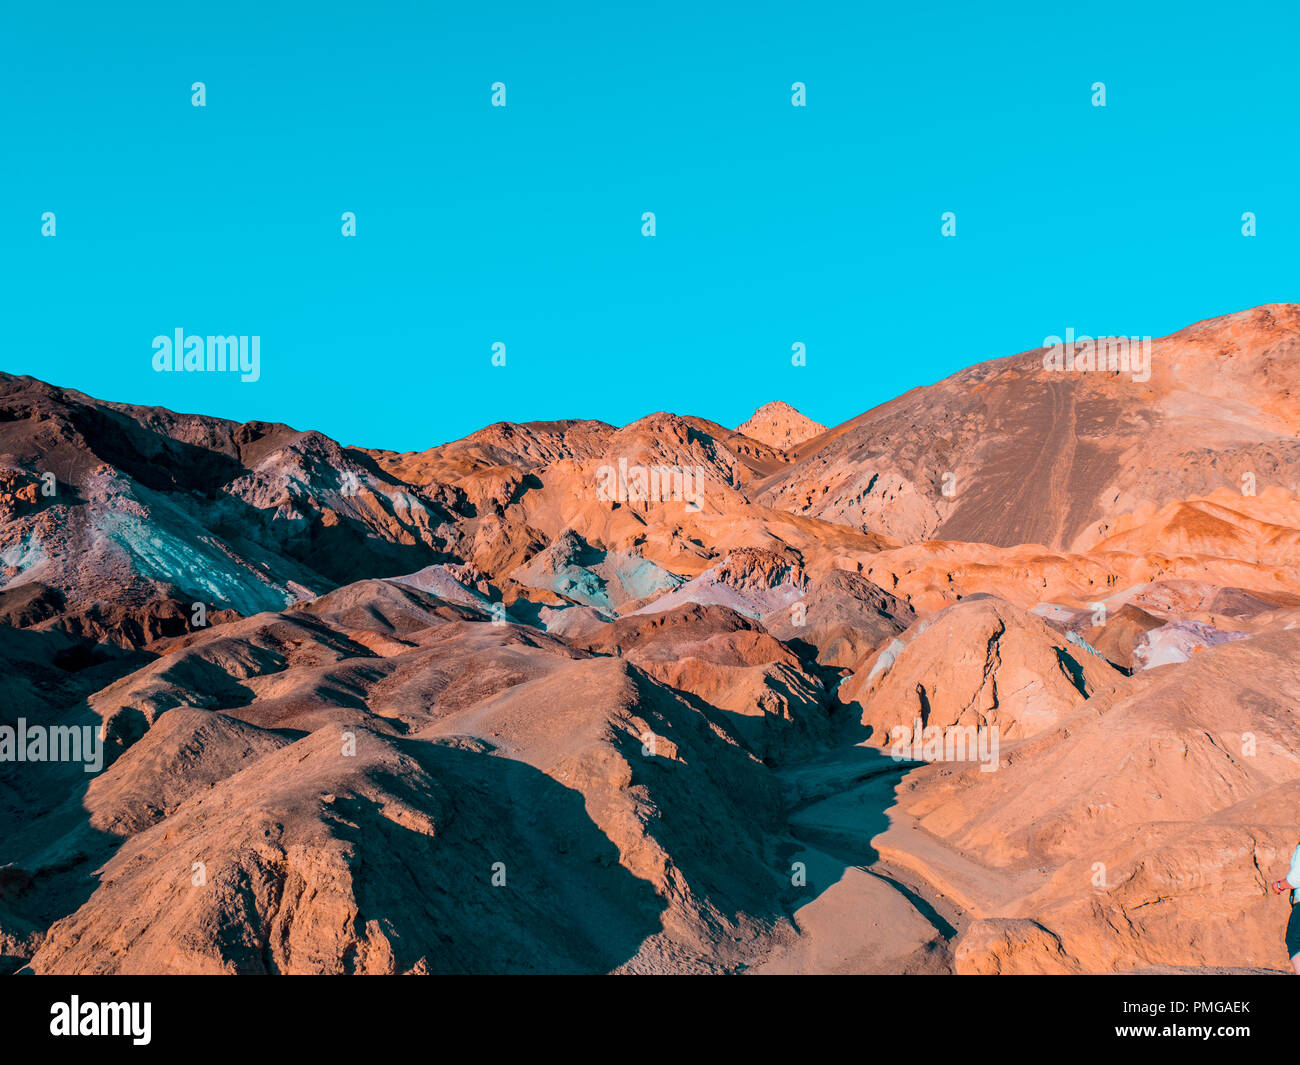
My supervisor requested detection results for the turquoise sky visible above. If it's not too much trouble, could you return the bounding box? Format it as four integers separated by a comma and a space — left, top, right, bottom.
2, 0, 1295, 451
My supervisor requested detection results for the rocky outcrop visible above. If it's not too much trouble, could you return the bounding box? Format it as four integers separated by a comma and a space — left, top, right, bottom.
6, 304, 1300, 975
842, 597, 1120, 746
737, 401, 827, 451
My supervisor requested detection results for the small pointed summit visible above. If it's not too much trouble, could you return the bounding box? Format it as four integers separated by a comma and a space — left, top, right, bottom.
736, 401, 826, 450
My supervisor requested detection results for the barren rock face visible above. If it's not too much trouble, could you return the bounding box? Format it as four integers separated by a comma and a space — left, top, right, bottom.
761, 567, 914, 669
842, 597, 1121, 746
736, 402, 827, 451
580, 603, 830, 762
895, 630, 1300, 974
756, 304, 1300, 551
4, 304, 1300, 975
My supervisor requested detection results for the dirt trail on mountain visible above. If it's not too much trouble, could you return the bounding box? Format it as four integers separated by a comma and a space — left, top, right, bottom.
754, 736, 1104, 975
748, 747, 969, 974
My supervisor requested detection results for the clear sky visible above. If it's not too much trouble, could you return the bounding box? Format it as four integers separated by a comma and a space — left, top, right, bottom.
2, 0, 1295, 451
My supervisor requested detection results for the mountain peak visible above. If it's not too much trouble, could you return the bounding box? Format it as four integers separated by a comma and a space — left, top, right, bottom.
736, 401, 826, 450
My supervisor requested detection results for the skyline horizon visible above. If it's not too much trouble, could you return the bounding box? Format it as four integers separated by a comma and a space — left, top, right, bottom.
5, 296, 1292, 452
7, 0, 1299, 452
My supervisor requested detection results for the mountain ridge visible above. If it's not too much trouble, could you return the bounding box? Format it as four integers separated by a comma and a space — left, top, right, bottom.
3, 303, 1299, 975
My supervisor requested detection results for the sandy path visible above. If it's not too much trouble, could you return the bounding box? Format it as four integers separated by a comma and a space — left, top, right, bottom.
749, 748, 968, 974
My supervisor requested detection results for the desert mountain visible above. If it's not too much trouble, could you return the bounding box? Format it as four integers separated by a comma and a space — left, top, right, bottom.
889, 628, 1300, 974
3, 304, 1300, 974
737, 401, 827, 451
840, 597, 1122, 744
757, 304, 1300, 551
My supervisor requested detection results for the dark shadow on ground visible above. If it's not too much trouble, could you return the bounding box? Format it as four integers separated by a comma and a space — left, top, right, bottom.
330, 738, 667, 974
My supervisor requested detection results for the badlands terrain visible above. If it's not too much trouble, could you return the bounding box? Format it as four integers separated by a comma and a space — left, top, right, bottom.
2, 304, 1300, 974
